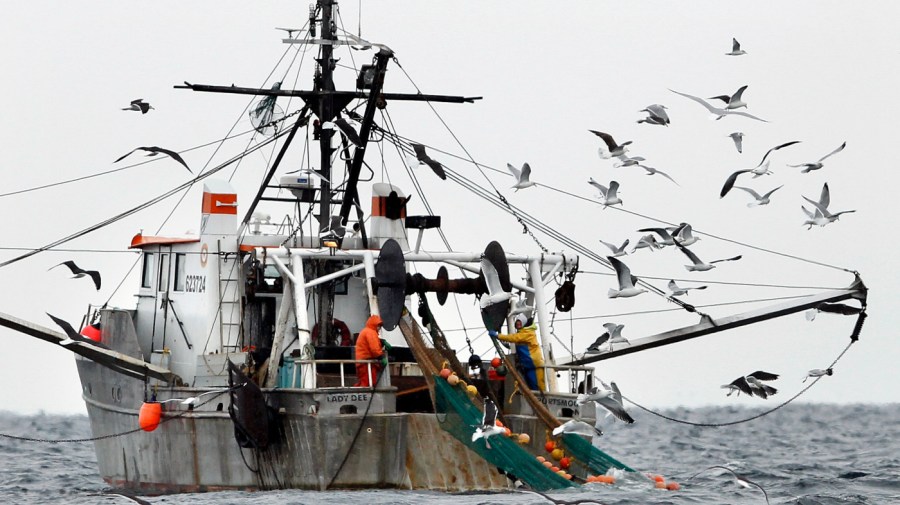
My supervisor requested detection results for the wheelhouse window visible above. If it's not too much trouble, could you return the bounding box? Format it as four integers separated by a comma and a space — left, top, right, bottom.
158, 254, 169, 292
173, 253, 186, 291
141, 252, 155, 288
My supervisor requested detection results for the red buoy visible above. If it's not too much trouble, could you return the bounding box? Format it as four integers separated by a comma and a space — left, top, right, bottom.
139, 402, 162, 432
80, 323, 102, 343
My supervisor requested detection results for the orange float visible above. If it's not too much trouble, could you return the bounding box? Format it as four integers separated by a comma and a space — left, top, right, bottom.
447, 374, 459, 386
550, 448, 564, 461
490, 357, 501, 368
518, 433, 531, 444
439, 368, 452, 379
559, 457, 570, 469
139, 402, 162, 432
544, 441, 555, 452
667, 482, 681, 491
655, 481, 667, 489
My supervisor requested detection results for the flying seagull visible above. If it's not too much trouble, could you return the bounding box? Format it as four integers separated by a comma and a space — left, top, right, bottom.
710, 85, 749, 110
789, 141, 847, 173
576, 382, 635, 424
410, 143, 447, 180
720, 140, 802, 197
670, 222, 699, 246
733, 185, 784, 207
589, 130, 631, 158
805, 301, 864, 321
49, 260, 101, 290
601, 323, 630, 352
637, 104, 670, 126
630, 234, 662, 253
599, 238, 629, 257
586, 331, 610, 353
157, 386, 242, 406
691, 466, 769, 505
674, 241, 741, 272
122, 99, 154, 114
607, 256, 646, 298
613, 154, 646, 168
552, 418, 603, 438
723, 371, 779, 398
471, 397, 505, 449
803, 368, 833, 383
637, 164, 679, 185
726, 38, 748, 56
115, 146, 192, 174
638, 227, 678, 247
802, 183, 856, 228
729, 132, 745, 153
667, 279, 707, 296
506, 162, 536, 191
46, 313, 110, 350
588, 178, 622, 207
479, 254, 512, 309
670, 88, 768, 122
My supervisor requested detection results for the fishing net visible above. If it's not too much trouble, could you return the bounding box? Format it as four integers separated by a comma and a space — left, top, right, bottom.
433, 377, 575, 491
559, 433, 634, 475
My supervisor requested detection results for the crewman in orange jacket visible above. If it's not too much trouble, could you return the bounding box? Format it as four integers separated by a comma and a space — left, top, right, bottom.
354, 315, 386, 387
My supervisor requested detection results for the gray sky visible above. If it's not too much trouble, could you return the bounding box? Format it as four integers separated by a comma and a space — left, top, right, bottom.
1, 2, 898, 415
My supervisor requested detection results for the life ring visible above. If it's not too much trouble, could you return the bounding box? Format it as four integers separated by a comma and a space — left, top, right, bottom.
200, 243, 209, 267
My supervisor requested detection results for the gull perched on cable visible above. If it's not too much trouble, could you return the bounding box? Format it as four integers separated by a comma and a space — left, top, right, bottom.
726, 38, 748, 56
667, 279, 707, 297
589, 130, 631, 158
122, 98, 154, 114
670, 88, 768, 122
637, 104, 670, 126
733, 185, 783, 207
115, 146, 192, 174
506, 162, 536, 191
690, 466, 769, 505
636, 164, 679, 185
789, 141, 847, 173
670, 223, 699, 246
709, 85, 749, 110
576, 381, 635, 424
599, 238, 629, 257
720, 140, 802, 197
803, 368, 833, 383
471, 397, 505, 449
607, 257, 646, 298
588, 178, 622, 207
729, 132, 745, 153
630, 234, 662, 253
49, 260, 101, 290
674, 241, 741, 272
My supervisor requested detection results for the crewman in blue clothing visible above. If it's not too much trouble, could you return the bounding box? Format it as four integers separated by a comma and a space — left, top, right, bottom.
488, 314, 545, 391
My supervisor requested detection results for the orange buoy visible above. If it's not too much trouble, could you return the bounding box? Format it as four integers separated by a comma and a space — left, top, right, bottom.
556, 470, 566, 478
559, 457, 570, 469
439, 368, 452, 379
536, 455, 546, 463
447, 374, 460, 386
490, 357, 502, 368
503, 427, 512, 436
550, 448, 564, 461
550, 466, 560, 473
495, 419, 504, 427
518, 433, 531, 444
666, 481, 681, 491
655, 481, 667, 489
653, 474, 665, 483
80, 323, 102, 343
544, 441, 556, 452
139, 402, 162, 432
542, 461, 553, 469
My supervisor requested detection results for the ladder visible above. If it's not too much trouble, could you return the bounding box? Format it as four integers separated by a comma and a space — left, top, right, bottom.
217, 239, 243, 351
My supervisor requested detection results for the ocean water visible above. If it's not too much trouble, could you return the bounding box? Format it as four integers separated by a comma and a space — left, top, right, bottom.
1, 404, 898, 504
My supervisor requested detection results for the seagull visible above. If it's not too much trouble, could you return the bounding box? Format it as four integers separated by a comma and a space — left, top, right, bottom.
637, 104, 670, 126
506, 162, 536, 191
670, 88, 768, 122
789, 141, 846, 173
613, 154, 646, 168
479, 253, 511, 309
803, 368, 833, 383
726, 38, 748, 56
115, 146, 192, 174
122, 98, 154, 114
598, 238, 629, 257
802, 183, 856, 228
602, 323, 631, 352
576, 382, 634, 424
588, 178, 622, 207
46, 313, 110, 349
49, 260, 101, 290
410, 143, 447, 180
691, 466, 769, 505
552, 418, 603, 438
333, 117, 362, 146
720, 141, 802, 197
637, 164, 679, 185
158, 387, 239, 406
729, 132, 745, 153
589, 130, 631, 158
674, 241, 741, 272
630, 234, 662, 253
472, 397, 505, 449
709, 85, 749, 110
670, 222, 699, 246
607, 257, 647, 298
805, 301, 864, 321
733, 185, 783, 207
667, 279, 707, 296
637, 227, 678, 247
586, 332, 610, 353
724, 371, 779, 398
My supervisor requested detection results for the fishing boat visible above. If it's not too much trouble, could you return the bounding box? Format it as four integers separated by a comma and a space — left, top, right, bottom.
0, 1, 868, 495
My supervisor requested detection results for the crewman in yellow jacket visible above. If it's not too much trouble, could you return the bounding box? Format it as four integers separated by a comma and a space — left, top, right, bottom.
489, 314, 545, 391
